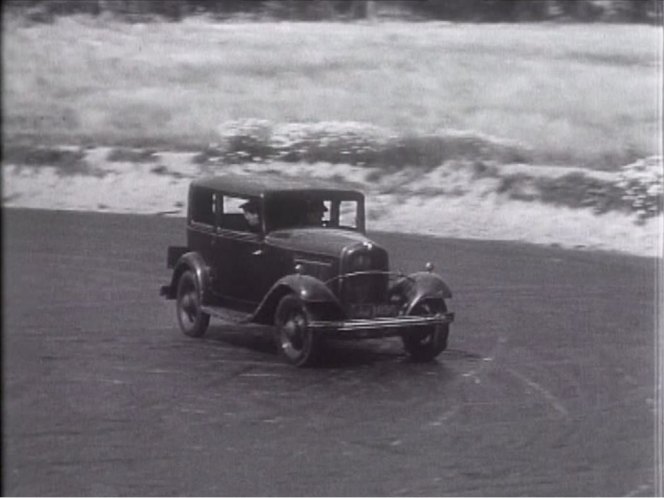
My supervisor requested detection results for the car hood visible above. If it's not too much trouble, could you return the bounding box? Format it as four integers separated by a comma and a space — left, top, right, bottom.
266, 228, 375, 257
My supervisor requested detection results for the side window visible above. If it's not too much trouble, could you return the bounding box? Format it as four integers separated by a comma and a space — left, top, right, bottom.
339, 200, 358, 229
322, 200, 332, 225
191, 189, 217, 227
220, 195, 260, 232
223, 196, 246, 215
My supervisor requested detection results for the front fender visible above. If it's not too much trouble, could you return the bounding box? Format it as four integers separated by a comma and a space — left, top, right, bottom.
390, 271, 452, 315
166, 252, 212, 304
253, 274, 343, 324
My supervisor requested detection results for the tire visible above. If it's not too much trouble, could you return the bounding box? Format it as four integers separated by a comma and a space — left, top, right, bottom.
274, 294, 320, 367
401, 300, 449, 362
176, 270, 210, 338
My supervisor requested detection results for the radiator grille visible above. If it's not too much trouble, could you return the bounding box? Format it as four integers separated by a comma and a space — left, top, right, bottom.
340, 246, 389, 305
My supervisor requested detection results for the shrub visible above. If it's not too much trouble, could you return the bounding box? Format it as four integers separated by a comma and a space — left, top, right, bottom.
107, 147, 157, 163
217, 119, 275, 163
616, 156, 663, 221
192, 145, 224, 164
214, 119, 531, 168
2, 144, 90, 175
497, 164, 662, 220
210, 119, 662, 222
535, 173, 626, 214
271, 121, 392, 165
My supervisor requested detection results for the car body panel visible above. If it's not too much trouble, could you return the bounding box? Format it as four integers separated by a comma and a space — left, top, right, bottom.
391, 271, 453, 314
266, 228, 372, 257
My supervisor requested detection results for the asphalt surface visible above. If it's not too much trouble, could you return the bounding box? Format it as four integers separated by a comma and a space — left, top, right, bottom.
2, 208, 659, 496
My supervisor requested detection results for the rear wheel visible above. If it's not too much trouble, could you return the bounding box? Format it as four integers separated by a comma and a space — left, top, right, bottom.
176, 270, 210, 338
402, 300, 449, 362
274, 295, 320, 367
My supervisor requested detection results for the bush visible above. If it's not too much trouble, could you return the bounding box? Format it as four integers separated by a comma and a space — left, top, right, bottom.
271, 121, 392, 165
535, 173, 626, 214
217, 119, 275, 163
106, 147, 157, 163
497, 162, 662, 221
214, 119, 531, 168
616, 156, 663, 221
210, 119, 662, 222
2, 145, 90, 175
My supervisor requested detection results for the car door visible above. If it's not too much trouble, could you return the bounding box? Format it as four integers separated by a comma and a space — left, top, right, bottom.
215, 195, 269, 305
187, 187, 218, 266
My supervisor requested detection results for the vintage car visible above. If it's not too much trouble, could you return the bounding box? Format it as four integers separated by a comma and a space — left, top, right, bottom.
160, 174, 454, 366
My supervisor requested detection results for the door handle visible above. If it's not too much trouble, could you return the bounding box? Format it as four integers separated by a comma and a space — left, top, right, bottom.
252, 249, 264, 256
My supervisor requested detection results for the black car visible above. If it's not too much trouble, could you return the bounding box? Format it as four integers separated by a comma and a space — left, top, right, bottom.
161, 174, 454, 366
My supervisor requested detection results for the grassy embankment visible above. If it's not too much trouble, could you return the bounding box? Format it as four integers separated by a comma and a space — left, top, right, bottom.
3, 16, 661, 170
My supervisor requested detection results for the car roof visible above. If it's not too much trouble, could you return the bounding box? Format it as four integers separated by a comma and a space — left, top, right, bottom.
190, 174, 364, 199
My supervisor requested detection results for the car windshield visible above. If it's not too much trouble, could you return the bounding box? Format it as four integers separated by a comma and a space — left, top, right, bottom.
265, 196, 361, 232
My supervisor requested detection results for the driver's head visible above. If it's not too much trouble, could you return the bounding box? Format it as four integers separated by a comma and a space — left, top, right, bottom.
240, 199, 260, 228
305, 201, 327, 224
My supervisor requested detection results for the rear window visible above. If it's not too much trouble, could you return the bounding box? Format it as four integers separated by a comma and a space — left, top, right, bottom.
190, 188, 217, 226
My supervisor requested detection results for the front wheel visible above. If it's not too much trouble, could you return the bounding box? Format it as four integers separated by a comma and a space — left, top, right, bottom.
401, 301, 449, 362
274, 295, 320, 367
176, 270, 210, 338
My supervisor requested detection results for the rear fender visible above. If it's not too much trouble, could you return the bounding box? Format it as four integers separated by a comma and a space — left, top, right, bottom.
253, 274, 343, 324
167, 246, 188, 269
390, 271, 452, 315
165, 252, 212, 304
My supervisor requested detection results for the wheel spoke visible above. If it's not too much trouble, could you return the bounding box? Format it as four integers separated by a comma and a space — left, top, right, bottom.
283, 320, 298, 341
402, 302, 448, 361
284, 316, 303, 350
176, 271, 210, 338
181, 292, 197, 322
279, 309, 308, 355
275, 296, 319, 366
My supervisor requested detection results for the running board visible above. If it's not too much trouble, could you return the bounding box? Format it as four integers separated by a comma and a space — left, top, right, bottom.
200, 305, 254, 324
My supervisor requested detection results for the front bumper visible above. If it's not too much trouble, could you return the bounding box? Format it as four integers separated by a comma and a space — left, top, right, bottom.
308, 312, 454, 339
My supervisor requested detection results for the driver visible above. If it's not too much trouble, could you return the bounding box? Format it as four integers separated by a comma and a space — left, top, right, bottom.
304, 201, 327, 226
240, 199, 261, 232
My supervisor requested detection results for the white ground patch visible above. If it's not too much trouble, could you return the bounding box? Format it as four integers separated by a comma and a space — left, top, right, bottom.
2, 148, 661, 258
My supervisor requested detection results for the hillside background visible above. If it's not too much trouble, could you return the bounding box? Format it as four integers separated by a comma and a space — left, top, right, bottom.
2, 0, 662, 255
4, 0, 662, 23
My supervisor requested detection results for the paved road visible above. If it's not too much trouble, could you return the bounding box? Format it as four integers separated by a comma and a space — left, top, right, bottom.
2, 208, 658, 496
